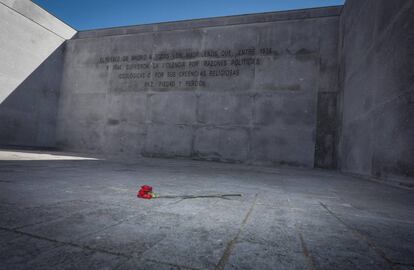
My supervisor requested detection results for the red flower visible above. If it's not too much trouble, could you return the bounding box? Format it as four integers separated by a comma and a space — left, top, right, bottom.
137, 185, 154, 199
140, 185, 152, 192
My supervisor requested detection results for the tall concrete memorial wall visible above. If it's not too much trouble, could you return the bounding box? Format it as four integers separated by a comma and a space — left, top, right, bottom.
57, 7, 341, 168
1, 1, 412, 184
338, 0, 414, 182
0, 0, 76, 147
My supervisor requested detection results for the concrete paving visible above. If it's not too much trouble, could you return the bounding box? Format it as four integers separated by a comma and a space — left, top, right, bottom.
0, 149, 413, 270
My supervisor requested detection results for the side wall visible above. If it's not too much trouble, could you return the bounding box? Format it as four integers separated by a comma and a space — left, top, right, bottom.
57, 7, 340, 167
338, 0, 414, 182
0, 0, 76, 147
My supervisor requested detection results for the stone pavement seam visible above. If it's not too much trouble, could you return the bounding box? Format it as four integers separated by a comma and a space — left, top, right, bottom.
112, 257, 133, 270
0, 226, 131, 259
298, 231, 316, 270
69, 213, 138, 241
6, 199, 82, 211
343, 172, 414, 192
146, 258, 203, 270
394, 262, 414, 267
11, 200, 100, 230
78, 198, 184, 211
286, 197, 317, 270
0, 180, 12, 183
214, 193, 258, 270
319, 202, 400, 270
111, 258, 200, 270
110, 232, 180, 269
10, 201, 138, 235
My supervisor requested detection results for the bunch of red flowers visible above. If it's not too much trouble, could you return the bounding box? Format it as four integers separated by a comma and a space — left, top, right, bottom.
137, 185, 155, 199
137, 185, 242, 200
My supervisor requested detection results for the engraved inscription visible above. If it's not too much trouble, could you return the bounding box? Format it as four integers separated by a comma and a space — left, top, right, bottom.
97, 47, 274, 89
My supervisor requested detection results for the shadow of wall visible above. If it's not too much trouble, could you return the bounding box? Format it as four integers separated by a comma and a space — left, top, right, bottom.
0, 44, 66, 148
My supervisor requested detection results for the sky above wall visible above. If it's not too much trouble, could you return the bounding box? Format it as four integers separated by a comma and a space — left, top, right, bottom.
33, 0, 345, 31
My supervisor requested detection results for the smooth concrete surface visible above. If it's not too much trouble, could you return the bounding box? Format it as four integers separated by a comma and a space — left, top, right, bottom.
75, 6, 342, 39
0, 0, 76, 39
0, 149, 414, 270
57, 7, 341, 168
0, 45, 65, 148
338, 0, 414, 182
0, 0, 76, 147
0, 0, 75, 102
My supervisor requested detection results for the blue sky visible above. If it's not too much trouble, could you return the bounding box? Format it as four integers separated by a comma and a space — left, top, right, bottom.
33, 0, 345, 31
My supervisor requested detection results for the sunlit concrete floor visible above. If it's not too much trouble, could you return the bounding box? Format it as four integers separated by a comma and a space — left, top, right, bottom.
0, 149, 413, 270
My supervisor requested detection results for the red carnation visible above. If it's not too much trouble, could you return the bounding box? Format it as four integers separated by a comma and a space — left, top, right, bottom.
136, 185, 242, 200
140, 185, 152, 192
137, 185, 154, 199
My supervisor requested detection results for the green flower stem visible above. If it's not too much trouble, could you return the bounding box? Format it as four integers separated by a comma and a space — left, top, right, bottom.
156, 194, 242, 199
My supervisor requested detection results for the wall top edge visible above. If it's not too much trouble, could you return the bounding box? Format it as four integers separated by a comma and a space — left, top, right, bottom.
0, 0, 76, 39
74, 5, 342, 39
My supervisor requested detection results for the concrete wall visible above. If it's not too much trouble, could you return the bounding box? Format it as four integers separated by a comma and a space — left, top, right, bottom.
0, 0, 76, 147
57, 7, 341, 167
2, 1, 411, 177
338, 0, 414, 182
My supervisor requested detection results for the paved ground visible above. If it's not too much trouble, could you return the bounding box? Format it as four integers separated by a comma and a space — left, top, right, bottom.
0, 149, 413, 270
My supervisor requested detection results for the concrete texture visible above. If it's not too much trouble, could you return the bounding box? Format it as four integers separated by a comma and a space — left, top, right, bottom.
0, 149, 413, 270
338, 0, 414, 183
1, 1, 413, 182
0, 45, 65, 148
0, 0, 75, 39
56, 7, 341, 168
1, 1, 414, 269
0, 0, 76, 147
